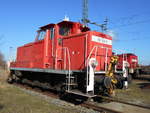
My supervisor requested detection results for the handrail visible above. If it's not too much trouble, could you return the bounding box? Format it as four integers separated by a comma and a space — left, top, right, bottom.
86, 45, 112, 70
85, 45, 111, 93
55, 47, 71, 91
65, 47, 71, 91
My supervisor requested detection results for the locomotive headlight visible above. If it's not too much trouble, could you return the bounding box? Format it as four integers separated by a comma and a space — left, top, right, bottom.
89, 58, 98, 69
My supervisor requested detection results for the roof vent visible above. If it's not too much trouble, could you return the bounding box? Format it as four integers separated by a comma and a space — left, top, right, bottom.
63, 15, 69, 21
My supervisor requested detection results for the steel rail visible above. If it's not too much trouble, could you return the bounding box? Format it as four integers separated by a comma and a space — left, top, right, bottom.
97, 95, 150, 110
81, 102, 122, 113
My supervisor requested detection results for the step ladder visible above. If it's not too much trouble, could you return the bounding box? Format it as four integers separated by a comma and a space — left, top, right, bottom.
66, 75, 78, 91
55, 47, 77, 91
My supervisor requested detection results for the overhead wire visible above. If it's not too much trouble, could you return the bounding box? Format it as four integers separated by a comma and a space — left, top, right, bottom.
106, 12, 150, 42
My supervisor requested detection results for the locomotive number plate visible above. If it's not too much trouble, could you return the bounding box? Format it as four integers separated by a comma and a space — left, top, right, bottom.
92, 35, 112, 45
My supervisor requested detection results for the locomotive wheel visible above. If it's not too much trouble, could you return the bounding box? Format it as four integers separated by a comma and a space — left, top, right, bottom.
127, 74, 132, 84
133, 69, 140, 78
7, 73, 16, 83
103, 88, 114, 97
103, 77, 116, 97
135, 69, 140, 78
59, 85, 67, 99
115, 79, 123, 89
7, 77, 13, 83
103, 77, 112, 89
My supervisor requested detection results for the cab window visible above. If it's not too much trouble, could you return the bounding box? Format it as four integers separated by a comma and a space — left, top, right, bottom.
59, 25, 71, 36
50, 28, 54, 39
38, 30, 46, 40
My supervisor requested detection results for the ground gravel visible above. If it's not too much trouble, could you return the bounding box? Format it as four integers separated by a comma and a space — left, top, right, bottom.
15, 85, 100, 113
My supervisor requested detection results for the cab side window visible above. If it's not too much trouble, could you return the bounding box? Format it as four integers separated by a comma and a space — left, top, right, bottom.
50, 28, 54, 40
38, 30, 46, 40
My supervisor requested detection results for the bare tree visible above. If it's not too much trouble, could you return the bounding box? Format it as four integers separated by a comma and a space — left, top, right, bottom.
0, 35, 6, 69
0, 52, 6, 69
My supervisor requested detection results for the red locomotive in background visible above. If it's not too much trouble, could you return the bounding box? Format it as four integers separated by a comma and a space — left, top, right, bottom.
117, 53, 140, 78
8, 19, 130, 97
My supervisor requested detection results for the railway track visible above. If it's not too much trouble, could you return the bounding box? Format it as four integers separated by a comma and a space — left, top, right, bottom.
81, 102, 122, 113
97, 95, 150, 110
12, 82, 150, 113
13, 83, 59, 99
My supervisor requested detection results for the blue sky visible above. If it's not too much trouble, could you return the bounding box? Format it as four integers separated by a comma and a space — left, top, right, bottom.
0, 0, 150, 65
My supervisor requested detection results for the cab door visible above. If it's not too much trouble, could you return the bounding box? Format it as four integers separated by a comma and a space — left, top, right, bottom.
44, 27, 55, 68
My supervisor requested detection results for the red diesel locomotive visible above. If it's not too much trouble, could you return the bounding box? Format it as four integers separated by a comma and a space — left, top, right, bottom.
9, 20, 123, 97
117, 53, 140, 78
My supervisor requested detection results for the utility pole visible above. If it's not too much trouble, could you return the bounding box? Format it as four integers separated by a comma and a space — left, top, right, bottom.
102, 17, 108, 32
82, 0, 89, 26
82, 0, 108, 32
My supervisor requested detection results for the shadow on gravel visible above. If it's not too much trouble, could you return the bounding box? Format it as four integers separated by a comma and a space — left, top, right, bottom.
135, 76, 150, 81
60, 94, 110, 105
137, 82, 150, 89
60, 94, 87, 105
0, 104, 4, 110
